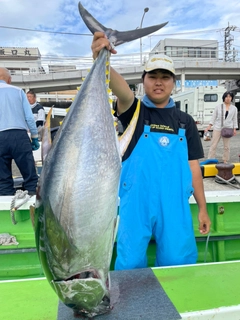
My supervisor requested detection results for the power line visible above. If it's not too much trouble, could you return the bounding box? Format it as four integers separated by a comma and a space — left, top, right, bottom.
0, 25, 91, 36
149, 28, 225, 37
1, 25, 238, 38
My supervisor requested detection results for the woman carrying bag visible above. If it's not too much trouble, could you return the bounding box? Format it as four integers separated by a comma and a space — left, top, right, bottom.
205, 91, 238, 163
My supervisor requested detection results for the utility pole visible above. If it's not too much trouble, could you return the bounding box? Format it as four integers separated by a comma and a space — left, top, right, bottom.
139, 7, 149, 65
224, 23, 237, 61
233, 47, 237, 62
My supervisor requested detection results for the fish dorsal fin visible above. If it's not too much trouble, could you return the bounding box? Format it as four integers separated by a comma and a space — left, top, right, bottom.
105, 52, 111, 101
118, 99, 141, 157
41, 108, 53, 163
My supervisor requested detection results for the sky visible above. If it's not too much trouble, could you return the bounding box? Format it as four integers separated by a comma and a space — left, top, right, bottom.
1, 0, 240, 63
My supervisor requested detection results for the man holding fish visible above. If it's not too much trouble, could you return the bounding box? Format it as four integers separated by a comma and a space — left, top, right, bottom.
91, 32, 211, 270
31, 4, 211, 316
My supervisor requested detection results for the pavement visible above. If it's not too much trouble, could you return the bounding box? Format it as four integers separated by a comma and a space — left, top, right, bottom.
199, 130, 240, 192
200, 130, 240, 164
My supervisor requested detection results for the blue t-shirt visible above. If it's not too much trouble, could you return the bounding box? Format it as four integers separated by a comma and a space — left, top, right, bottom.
0, 80, 38, 137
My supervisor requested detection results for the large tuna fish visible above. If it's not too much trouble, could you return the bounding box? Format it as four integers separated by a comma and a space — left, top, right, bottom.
33, 2, 167, 318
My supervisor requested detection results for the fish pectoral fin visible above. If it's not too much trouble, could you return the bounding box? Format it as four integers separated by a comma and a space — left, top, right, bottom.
113, 215, 120, 243
119, 98, 141, 157
29, 205, 35, 228
41, 108, 53, 162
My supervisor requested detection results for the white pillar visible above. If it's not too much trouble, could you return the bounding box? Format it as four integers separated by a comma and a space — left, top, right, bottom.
181, 72, 185, 92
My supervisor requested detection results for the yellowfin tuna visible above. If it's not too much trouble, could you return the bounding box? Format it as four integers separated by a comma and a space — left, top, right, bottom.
33, 2, 167, 318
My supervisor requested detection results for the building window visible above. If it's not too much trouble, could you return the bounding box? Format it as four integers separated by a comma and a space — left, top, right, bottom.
165, 46, 172, 56
188, 48, 196, 57
211, 50, 216, 58
164, 46, 217, 59
183, 47, 189, 57
204, 94, 218, 102
177, 47, 183, 57
196, 48, 201, 58
201, 49, 210, 58
171, 48, 178, 57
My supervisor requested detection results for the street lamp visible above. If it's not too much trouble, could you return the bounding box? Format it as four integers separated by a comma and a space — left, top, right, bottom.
140, 7, 149, 65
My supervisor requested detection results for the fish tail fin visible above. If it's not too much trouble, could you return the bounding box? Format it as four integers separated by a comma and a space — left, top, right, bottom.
78, 2, 108, 34
78, 2, 168, 46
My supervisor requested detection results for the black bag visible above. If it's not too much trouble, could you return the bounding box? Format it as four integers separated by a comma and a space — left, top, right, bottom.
221, 104, 234, 138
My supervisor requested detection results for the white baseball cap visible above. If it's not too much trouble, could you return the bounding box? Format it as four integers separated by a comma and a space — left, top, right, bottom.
144, 54, 175, 75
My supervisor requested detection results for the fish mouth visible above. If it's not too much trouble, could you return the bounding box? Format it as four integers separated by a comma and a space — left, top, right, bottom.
73, 295, 111, 318
52, 268, 111, 317
66, 269, 102, 281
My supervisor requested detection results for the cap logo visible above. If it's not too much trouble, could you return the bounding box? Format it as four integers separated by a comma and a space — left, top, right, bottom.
151, 57, 173, 65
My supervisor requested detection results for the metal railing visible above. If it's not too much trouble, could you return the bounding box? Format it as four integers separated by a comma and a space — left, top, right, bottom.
3, 48, 239, 77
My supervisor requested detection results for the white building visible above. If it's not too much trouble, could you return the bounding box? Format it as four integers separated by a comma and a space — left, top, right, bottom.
151, 38, 219, 61
0, 46, 43, 75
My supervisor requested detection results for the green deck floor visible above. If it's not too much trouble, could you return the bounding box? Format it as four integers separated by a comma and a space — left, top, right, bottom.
1, 261, 240, 319
153, 260, 240, 314
0, 278, 58, 320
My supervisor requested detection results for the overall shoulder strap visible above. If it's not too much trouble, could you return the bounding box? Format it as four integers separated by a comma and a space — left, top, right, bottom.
175, 108, 187, 129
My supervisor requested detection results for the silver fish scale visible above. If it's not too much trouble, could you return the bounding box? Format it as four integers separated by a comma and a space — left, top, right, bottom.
36, 48, 121, 281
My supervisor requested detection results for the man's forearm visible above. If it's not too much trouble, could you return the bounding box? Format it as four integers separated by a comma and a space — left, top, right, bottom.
110, 67, 134, 115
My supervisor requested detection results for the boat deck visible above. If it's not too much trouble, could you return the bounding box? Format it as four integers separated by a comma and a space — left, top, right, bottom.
1, 261, 240, 320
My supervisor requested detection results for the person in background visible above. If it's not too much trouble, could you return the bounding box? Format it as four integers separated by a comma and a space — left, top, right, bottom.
0, 67, 40, 196
205, 91, 238, 163
91, 32, 211, 270
27, 90, 45, 140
